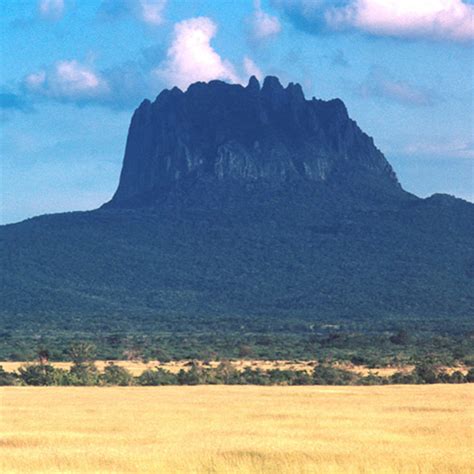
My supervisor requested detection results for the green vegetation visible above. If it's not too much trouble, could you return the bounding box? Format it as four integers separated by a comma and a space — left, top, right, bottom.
1, 186, 473, 364
1, 358, 471, 386
1, 328, 473, 369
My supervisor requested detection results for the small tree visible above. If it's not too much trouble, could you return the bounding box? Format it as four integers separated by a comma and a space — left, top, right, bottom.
0, 366, 18, 386
215, 360, 240, 384
18, 364, 67, 386
101, 363, 134, 386
137, 368, 177, 386
414, 362, 438, 384
68, 342, 99, 386
69, 342, 96, 365
37, 348, 50, 365
466, 368, 474, 383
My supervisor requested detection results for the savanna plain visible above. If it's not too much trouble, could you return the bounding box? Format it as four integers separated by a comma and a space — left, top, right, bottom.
1, 385, 473, 473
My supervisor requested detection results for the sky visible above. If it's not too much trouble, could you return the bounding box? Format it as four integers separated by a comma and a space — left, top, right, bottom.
1, 0, 473, 224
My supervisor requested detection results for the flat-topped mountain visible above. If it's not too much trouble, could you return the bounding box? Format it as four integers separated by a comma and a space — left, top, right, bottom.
1, 77, 473, 347
106, 76, 402, 208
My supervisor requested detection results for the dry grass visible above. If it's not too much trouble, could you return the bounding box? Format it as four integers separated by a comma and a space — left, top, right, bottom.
1, 385, 473, 473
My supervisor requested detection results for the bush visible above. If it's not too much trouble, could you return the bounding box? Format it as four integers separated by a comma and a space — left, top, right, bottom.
137, 368, 178, 386
68, 363, 100, 386
101, 363, 134, 386
359, 374, 388, 385
390, 371, 418, 384
312, 365, 359, 385
0, 366, 18, 385
18, 364, 68, 386
466, 368, 474, 383
414, 363, 438, 384
448, 371, 466, 384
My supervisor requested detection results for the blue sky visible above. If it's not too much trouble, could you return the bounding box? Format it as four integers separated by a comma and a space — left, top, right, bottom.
1, 0, 473, 224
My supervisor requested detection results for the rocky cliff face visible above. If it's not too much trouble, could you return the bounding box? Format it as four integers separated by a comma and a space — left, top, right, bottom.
107, 76, 402, 207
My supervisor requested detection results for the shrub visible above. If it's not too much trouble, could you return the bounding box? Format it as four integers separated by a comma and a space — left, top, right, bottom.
390, 371, 417, 384
68, 363, 100, 386
18, 364, 68, 386
312, 365, 359, 385
413, 363, 438, 384
101, 363, 134, 386
0, 366, 18, 386
137, 368, 178, 386
466, 368, 474, 383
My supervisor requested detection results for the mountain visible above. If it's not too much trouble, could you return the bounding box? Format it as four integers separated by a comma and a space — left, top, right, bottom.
1, 77, 473, 352
105, 76, 402, 209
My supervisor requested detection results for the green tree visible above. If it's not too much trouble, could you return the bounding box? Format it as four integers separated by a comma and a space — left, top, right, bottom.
0, 366, 18, 386
68, 342, 99, 385
101, 363, 134, 386
137, 368, 177, 386
18, 364, 67, 386
414, 363, 438, 384
466, 368, 474, 383
68, 342, 96, 364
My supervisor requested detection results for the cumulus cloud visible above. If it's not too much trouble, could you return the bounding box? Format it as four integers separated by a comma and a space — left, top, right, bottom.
21, 56, 161, 109
274, 0, 474, 42
154, 17, 241, 89
24, 60, 110, 102
98, 0, 166, 25
19, 18, 263, 109
249, 0, 282, 42
38, 0, 64, 20
358, 68, 436, 107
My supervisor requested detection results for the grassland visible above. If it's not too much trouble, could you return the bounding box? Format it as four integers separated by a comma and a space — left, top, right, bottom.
1, 385, 473, 473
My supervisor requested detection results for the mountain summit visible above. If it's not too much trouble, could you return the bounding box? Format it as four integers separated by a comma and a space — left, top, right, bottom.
106, 76, 402, 208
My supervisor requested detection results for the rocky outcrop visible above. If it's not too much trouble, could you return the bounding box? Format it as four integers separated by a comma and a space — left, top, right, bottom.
106, 76, 402, 207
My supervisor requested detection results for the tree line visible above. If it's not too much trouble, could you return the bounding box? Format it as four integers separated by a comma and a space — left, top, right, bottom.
1, 360, 472, 387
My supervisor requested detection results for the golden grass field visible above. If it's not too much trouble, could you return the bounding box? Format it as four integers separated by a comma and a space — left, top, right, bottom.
1, 385, 473, 473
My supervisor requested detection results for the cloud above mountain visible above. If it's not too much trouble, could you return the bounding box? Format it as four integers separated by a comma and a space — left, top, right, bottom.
249, 0, 282, 43
154, 17, 240, 89
154, 17, 262, 89
19, 16, 262, 107
24, 60, 110, 102
274, 0, 474, 42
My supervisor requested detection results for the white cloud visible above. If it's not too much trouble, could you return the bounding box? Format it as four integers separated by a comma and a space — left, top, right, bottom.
327, 0, 474, 41
98, 0, 166, 26
38, 0, 64, 20
154, 17, 241, 89
138, 0, 166, 25
250, 0, 282, 41
25, 60, 110, 101
275, 0, 474, 42
243, 57, 264, 81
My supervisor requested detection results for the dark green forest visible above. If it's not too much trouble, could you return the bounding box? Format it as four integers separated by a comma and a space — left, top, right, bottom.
1, 183, 473, 363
